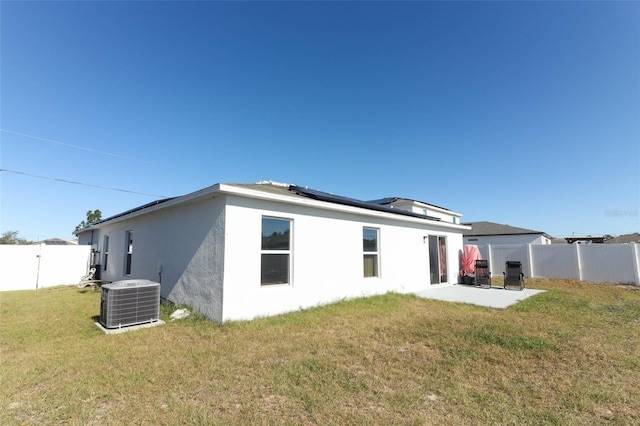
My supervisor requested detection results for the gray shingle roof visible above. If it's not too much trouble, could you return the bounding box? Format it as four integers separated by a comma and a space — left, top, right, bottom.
32, 238, 77, 245
605, 233, 640, 244
462, 221, 548, 237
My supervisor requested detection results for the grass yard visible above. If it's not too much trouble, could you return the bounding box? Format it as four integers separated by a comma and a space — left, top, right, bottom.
1, 279, 639, 425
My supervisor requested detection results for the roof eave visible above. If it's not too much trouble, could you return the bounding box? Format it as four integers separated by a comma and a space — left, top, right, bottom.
75, 184, 222, 233
76, 183, 471, 233
221, 184, 471, 231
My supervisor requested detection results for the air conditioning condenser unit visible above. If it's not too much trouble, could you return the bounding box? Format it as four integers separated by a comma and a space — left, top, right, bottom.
100, 280, 160, 329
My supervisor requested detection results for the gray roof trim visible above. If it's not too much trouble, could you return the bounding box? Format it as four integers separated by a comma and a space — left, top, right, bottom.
74, 197, 177, 234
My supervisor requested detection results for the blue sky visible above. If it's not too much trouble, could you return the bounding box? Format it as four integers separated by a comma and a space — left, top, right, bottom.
1, 1, 638, 241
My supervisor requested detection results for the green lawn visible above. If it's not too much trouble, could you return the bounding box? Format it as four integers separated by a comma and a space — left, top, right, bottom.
1, 279, 639, 425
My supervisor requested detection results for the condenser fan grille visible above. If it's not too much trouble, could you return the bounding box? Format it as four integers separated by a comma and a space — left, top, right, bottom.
100, 280, 160, 329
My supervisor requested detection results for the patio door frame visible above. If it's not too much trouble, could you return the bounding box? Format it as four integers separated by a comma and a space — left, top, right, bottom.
427, 235, 448, 285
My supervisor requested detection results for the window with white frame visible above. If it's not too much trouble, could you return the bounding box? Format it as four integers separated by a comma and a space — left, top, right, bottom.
363, 227, 379, 277
102, 235, 109, 272
124, 231, 133, 275
261, 217, 292, 285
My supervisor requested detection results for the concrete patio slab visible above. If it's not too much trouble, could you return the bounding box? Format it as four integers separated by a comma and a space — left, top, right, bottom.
414, 284, 545, 309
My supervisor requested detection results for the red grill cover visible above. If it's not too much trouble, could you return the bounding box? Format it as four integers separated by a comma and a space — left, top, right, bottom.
460, 245, 482, 277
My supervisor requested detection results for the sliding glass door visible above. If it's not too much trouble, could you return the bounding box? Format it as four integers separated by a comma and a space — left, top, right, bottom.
428, 235, 447, 284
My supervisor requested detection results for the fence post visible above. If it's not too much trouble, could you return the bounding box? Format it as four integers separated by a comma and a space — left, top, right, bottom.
575, 244, 583, 281
527, 243, 534, 277
487, 244, 493, 275
35, 246, 42, 290
632, 243, 640, 286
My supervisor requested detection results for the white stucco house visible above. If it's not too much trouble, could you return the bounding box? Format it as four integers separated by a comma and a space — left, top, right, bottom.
75, 182, 469, 323
463, 221, 552, 246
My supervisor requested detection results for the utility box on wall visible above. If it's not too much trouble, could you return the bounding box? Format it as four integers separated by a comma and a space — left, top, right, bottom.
100, 280, 160, 329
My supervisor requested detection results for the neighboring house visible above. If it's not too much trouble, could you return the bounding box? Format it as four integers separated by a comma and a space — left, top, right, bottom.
463, 221, 552, 246
605, 233, 640, 244
564, 237, 605, 244
550, 238, 568, 244
75, 182, 469, 323
367, 197, 462, 224
31, 238, 78, 245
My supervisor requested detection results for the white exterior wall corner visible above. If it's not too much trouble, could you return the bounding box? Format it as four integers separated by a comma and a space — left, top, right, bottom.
220, 194, 465, 322
77, 196, 227, 322
166, 199, 226, 323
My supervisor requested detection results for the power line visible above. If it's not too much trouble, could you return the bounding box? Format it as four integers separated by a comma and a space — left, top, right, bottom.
0, 168, 169, 198
0, 128, 159, 164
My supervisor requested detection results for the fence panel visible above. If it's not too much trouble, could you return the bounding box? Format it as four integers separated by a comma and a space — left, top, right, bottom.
0, 245, 91, 291
473, 243, 639, 285
530, 244, 579, 280
0, 245, 41, 291
579, 244, 639, 285
478, 244, 530, 277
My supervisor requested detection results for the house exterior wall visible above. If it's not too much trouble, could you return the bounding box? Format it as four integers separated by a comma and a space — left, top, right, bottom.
77, 186, 467, 323
78, 197, 227, 322
220, 194, 465, 322
464, 234, 549, 246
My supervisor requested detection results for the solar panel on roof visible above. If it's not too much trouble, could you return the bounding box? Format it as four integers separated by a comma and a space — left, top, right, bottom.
288, 186, 440, 221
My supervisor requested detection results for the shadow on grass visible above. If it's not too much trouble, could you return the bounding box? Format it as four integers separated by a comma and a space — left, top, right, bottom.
77, 288, 100, 295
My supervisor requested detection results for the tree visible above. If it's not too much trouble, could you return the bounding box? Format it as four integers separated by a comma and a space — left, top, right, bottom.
0, 231, 32, 245
75, 209, 102, 232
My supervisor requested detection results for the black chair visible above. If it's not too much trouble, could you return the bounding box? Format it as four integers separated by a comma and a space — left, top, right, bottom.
474, 260, 491, 288
503, 261, 525, 291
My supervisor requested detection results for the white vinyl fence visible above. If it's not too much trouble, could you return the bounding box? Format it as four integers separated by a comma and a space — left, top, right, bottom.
0, 244, 92, 292
3, 243, 638, 292
476, 243, 640, 285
